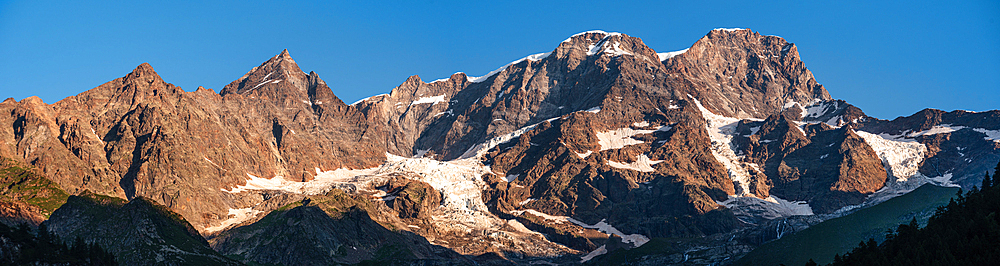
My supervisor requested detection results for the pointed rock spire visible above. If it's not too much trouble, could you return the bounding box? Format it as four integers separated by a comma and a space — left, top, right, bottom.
221, 50, 307, 96
125, 62, 162, 83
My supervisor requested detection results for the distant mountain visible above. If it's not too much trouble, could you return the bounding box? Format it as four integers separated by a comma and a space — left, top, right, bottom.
0, 28, 997, 265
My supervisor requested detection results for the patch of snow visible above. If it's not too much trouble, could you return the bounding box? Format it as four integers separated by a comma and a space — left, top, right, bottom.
862, 171, 961, 212
223, 168, 380, 195
586, 42, 602, 56
429, 77, 451, 83
410, 94, 447, 106
633, 121, 650, 127
563, 30, 615, 43
603, 42, 632, 56
512, 209, 649, 247
580, 245, 607, 263
718, 195, 814, 220
668, 104, 680, 109
505, 174, 520, 182
855, 130, 927, 181
657, 48, 689, 61
204, 208, 263, 233
467, 52, 552, 83
803, 101, 837, 119
819, 154, 829, 159
567, 218, 649, 247
825, 116, 843, 127
510, 209, 569, 223
972, 128, 1000, 142
350, 94, 387, 105
576, 150, 593, 158
434, 110, 454, 117
584, 106, 601, 113
607, 154, 662, 172
413, 149, 430, 158
907, 124, 967, 137
927, 173, 959, 188
596, 128, 654, 150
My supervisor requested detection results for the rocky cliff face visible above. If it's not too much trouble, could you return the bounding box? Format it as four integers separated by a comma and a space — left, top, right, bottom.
1, 28, 998, 265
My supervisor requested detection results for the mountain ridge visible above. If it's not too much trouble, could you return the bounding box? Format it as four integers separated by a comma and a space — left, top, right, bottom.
1, 28, 997, 265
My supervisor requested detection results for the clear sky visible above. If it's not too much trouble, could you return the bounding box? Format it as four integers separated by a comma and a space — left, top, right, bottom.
1, 0, 997, 119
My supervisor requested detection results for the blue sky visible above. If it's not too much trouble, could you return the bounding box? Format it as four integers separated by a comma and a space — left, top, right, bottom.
1, 0, 997, 119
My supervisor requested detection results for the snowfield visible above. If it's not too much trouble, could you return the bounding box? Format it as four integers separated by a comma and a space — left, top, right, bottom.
691, 96, 756, 197
855, 131, 927, 182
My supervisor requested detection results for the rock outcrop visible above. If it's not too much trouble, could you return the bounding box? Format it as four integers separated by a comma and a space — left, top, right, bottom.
44, 193, 240, 265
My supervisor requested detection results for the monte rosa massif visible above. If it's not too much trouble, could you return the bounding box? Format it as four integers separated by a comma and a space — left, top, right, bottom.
1, 28, 997, 265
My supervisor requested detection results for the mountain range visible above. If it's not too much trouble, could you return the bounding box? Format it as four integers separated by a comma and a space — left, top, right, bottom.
1, 28, 997, 265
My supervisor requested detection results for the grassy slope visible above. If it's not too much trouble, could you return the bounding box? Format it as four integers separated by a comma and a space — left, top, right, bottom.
49, 192, 240, 265
735, 184, 959, 266
0, 158, 69, 217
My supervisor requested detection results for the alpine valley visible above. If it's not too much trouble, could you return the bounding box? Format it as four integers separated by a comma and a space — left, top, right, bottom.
1, 28, 998, 265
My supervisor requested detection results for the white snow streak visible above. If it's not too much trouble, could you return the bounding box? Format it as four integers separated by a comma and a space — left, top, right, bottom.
466, 52, 552, 83
657, 48, 689, 61
907, 124, 967, 137
410, 94, 447, 106
595, 123, 671, 151
580, 245, 607, 263
350, 93, 387, 105
691, 96, 755, 196
510, 209, 649, 247
607, 154, 662, 172
204, 208, 263, 233
602, 42, 632, 56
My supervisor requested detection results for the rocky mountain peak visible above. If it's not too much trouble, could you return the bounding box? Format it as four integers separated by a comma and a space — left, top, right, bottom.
119, 62, 166, 88
220, 49, 309, 97
552, 31, 659, 64
666, 28, 832, 119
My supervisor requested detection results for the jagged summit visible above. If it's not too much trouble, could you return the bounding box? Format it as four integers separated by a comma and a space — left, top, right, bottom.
130, 62, 158, 76
277, 48, 291, 59
664, 27, 832, 118
121, 62, 164, 86
221, 49, 307, 96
